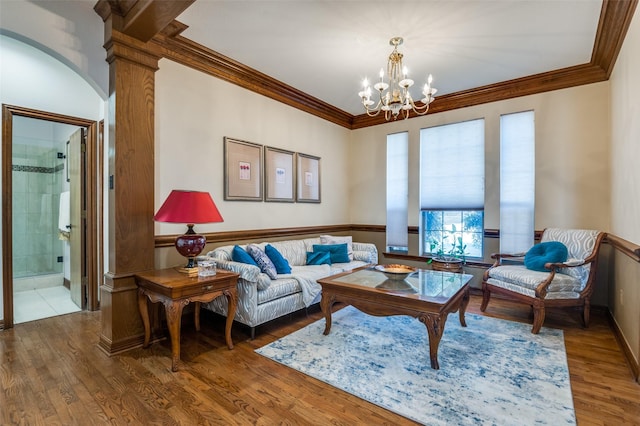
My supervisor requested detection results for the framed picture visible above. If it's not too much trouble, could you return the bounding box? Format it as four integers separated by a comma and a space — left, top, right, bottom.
224, 137, 263, 201
296, 152, 321, 203
265, 146, 295, 202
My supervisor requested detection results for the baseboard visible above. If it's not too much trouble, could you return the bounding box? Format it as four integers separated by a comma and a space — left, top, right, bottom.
63, 278, 70, 289
97, 332, 166, 356
98, 333, 144, 356
607, 310, 640, 383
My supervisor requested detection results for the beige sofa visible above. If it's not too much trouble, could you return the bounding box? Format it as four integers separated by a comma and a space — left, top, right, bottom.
199, 237, 378, 338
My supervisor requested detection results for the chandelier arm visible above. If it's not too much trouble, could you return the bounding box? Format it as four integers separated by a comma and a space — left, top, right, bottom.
362, 96, 384, 116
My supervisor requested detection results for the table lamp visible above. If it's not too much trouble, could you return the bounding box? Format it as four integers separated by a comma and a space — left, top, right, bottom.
154, 190, 224, 276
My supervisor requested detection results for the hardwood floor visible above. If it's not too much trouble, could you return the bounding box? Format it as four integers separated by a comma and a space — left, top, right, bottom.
1, 294, 639, 425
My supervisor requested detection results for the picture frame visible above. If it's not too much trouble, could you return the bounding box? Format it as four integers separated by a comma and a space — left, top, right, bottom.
296, 152, 321, 203
224, 137, 263, 201
265, 146, 295, 202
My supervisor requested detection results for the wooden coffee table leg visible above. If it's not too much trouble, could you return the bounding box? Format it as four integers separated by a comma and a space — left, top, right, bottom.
420, 313, 448, 370
320, 293, 336, 335
459, 287, 470, 327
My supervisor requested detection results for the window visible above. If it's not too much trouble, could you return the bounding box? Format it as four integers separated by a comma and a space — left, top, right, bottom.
419, 119, 485, 258
500, 111, 535, 253
386, 132, 408, 252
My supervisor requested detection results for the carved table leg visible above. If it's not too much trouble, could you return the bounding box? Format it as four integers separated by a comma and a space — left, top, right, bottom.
459, 287, 470, 328
194, 301, 201, 332
137, 289, 151, 348
163, 299, 189, 372
320, 292, 336, 335
420, 313, 448, 370
224, 288, 237, 350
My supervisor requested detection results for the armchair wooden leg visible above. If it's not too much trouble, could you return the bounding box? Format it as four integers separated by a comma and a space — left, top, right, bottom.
583, 301, 591, 328
531, 303, 545, 334
480, 284, 491, 312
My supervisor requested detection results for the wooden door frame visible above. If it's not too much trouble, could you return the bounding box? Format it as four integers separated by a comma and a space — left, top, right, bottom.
2, 104, 100, 328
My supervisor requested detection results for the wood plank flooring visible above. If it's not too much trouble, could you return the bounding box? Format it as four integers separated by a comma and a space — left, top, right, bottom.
1, 294, 639, 425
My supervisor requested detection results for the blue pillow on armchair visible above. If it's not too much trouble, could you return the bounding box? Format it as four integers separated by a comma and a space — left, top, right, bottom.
524, 241, 568, 272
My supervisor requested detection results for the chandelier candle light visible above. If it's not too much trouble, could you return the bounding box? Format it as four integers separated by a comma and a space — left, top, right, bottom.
359, 37, 437, 121
154, 190, 224, 276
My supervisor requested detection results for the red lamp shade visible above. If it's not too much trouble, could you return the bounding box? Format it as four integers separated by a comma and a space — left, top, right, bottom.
154, 190, 224, 272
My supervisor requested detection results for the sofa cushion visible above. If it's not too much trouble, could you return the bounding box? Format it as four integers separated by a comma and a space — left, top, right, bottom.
232, 245, 258, 266
257, 278, 301, 305
320, 235, 353, 260
312, 243, 350, 263
247, 244, 278, 279
306, 251, 332, 265
524, 241, 568, 272
265, 244, 292, 274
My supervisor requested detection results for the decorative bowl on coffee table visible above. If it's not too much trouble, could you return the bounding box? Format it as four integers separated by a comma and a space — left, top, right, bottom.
374, 264, 417, 281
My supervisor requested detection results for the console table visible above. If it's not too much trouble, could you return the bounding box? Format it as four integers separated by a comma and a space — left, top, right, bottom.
135, 268, 239, 372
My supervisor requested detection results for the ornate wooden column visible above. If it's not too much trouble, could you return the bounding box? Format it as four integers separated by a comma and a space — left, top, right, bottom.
100, 29, 158, 354
94, 0, 193, 354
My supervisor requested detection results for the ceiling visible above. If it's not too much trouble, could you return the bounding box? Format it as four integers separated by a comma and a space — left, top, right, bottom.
3, 0, 631, 127
175, 0, 604, 116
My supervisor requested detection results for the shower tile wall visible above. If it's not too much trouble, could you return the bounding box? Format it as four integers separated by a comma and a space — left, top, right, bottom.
12, 143, 65, 280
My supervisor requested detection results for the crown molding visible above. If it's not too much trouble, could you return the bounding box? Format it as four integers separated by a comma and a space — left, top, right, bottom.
148, 0, 636, 130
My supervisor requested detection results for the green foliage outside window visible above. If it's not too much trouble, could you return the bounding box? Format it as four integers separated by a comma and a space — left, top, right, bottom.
423, 210, 483, 260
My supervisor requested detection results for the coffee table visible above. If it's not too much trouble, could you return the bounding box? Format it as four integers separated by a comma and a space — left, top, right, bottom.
318, 266, 473, 369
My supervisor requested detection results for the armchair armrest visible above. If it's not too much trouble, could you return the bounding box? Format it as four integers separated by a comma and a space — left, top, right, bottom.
488, 252, 526, 268
490, 252, 526, 259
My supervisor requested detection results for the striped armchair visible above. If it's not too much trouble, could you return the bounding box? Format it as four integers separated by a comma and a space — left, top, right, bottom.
480, 228, 606, 334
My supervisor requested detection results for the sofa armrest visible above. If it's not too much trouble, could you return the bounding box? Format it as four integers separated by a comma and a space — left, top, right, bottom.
352, 242, 378, 264
197, 256, 261, 282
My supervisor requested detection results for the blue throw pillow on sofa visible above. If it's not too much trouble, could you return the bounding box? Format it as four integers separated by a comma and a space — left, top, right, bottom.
312, 243, 350, 263
306, 251, 332, 265
524, 241, 568, 272
232, 245, 258, 266
265, 244, 292, 274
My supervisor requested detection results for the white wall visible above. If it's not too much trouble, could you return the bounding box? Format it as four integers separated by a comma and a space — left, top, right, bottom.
349, 82, 611, 235
0, 34, 106, 322
609, 6, 640, 365
154, 59, 352, 237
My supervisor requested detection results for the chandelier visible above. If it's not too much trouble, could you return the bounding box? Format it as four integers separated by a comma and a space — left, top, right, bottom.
358, 37, 437, 121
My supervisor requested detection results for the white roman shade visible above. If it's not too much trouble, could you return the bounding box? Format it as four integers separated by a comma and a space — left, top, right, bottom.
419, 119, 485, 210
500, 110, 535, 253
386, 132, 409, 250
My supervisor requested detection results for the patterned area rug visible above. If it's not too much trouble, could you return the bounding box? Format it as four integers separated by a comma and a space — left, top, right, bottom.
256, 306, 575, 425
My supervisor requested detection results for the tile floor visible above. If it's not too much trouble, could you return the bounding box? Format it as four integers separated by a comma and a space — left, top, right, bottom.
13, 286, 81, 324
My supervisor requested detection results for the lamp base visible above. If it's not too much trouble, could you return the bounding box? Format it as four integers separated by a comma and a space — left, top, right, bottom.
175, 266, 199, 277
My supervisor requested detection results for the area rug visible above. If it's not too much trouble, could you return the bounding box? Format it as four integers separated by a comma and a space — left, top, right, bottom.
256, 306, 575, 425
